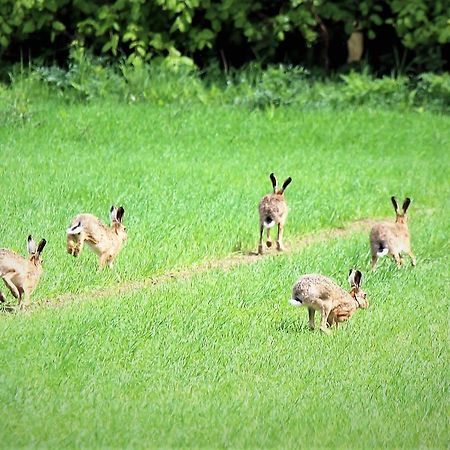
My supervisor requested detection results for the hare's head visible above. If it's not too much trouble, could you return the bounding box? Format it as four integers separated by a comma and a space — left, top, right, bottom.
348, 269, 368, 309
391, 196, 411, 225
27, 235, 47, 266
110, 206, 127, 241
270, 173, 292, 196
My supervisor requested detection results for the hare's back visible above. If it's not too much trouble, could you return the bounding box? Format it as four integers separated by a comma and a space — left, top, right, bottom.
259, 194, 286, 216
370, 221, 396, 240
74, 214, 107, 233
0, 249, 27, 273
294, 274, 340, 298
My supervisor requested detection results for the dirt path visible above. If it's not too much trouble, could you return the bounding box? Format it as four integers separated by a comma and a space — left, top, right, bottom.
2, 218, 378, 313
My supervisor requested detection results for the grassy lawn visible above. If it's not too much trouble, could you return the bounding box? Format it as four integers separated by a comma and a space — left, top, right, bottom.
0, 99, 449, 448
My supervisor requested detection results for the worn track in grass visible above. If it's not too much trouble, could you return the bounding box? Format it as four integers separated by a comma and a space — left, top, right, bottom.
1, 218, 379, 313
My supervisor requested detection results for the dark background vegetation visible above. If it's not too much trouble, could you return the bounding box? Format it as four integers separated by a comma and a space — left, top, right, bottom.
1, 0, 449, 75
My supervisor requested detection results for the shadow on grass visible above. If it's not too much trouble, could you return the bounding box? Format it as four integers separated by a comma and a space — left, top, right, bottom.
0, 302, 17, 314
276, 318, 310, 334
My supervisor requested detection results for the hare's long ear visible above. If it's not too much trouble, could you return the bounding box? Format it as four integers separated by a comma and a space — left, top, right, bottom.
27, 235, 36, 254
348, 269, 362, 288
116, 206, 125, 223
110, 205, 117, 222
37, 239, 47, 255
270, 173, 277, 193
391, 196, 400, 214
281, 177, 292, 194
402, 197, 411, 213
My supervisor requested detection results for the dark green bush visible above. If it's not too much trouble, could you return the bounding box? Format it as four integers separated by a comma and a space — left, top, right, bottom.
2, 60, 449, 115
1, 1, 449, 72
413, 73, 450, 112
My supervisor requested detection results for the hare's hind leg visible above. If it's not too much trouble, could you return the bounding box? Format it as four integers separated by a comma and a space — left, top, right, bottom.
258, 224, 264, 255
393, 253, 403, 268
266, 227, 272, 248
308, 308, 315, 330
67, 233, 84, 257
408, 250, 417, 267
276, 223, 285, 251
99, 253, 109, 269
319, 304, 332, 334
2, 273, 20, 300
371, 252, 378, 271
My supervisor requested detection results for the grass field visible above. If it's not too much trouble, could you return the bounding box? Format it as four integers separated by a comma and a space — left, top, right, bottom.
0, 98, 449, 448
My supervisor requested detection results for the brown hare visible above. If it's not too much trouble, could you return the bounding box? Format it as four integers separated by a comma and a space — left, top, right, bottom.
370, 196, 416, 270
67, 205, 127, 268
0, 235, 47, 308
289, 269, 368, 333
258, 173, 292, 254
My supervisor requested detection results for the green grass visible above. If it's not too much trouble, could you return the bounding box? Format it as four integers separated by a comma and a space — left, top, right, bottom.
0, 97, 449, 448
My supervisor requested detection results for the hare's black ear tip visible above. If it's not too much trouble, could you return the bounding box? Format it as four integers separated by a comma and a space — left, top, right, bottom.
28, 235, 33, 241
110, 205, 115, 212
391, 196, 396, 201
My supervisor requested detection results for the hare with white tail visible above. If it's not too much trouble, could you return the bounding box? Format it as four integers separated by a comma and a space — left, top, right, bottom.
67, 206, 127, 268
0, 235, 47, 308
370, 196, 416, 270
289, 269, 368, 333
258, 173, 292, 255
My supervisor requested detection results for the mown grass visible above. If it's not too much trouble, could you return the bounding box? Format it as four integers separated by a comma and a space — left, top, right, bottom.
0, 100, 448, 297
0, 226, 448, 448
0, 96, 449, 448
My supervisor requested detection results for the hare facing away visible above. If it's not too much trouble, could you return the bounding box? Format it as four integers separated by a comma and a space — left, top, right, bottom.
289, 269, 368, 333
258, 173, 292, 255
0, 235, 47, 308
370, 196, 416, 270
67, 206, 127, 268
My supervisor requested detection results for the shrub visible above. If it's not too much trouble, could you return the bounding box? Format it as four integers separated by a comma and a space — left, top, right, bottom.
413, 73, 450, 112
0, 1, 448, 72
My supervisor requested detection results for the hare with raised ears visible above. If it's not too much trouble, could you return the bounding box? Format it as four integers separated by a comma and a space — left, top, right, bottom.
258, 173, 292, 255
370, 196, 416, 270
289, 269, 368, 334
67, 206, 127, 269
0, 235, 47, 308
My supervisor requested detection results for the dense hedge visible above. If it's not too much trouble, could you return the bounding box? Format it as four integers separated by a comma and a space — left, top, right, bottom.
1, 0, 449, 72
2, 60, 450, 119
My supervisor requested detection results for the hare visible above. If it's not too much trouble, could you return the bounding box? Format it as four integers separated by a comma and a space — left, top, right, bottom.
370, 196, 416, 270
289, 269, 368, 333
0, 235, 47, 308
258, 173, 292, 254
67, 205, 127, 268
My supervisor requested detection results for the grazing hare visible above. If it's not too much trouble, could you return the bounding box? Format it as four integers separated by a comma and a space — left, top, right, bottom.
370, 196, 416, 270
258, 173, 292, 254
289, 269, 368, 333
0, 235, 47, 308
67, 205, 127, 268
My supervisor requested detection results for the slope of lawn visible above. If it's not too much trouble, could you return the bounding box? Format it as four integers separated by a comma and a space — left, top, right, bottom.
0, 211, 448, 448
0, 98, 449, 448
0, 100, 449, 299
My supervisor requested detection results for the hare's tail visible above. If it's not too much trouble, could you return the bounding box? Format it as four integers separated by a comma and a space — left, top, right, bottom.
376, 240, 389, 257
263, 215, 276, 228
67, 221, 83, 235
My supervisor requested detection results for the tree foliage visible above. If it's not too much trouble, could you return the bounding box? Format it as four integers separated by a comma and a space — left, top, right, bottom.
0, 0, 449, 71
